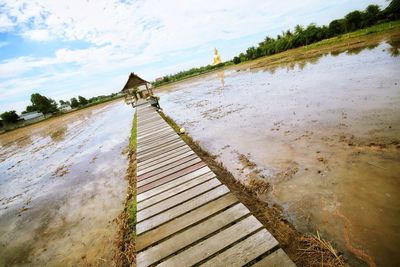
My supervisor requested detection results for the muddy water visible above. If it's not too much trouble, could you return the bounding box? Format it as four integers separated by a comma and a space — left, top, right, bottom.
0, 100, 132, 266
158, 42, 400, 266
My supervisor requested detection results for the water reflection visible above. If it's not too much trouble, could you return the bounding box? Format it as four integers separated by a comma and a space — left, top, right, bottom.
158, 40, 400, 267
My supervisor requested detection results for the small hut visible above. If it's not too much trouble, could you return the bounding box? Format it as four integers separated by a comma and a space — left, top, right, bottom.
121, 73, 153, 104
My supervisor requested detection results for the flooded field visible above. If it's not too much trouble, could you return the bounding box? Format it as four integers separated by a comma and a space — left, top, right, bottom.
0, 100, 132, 266
158, 41, 400, 266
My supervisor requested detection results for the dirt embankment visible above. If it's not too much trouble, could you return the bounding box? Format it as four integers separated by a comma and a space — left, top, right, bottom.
160, 112, 347, 267
113, 147, 137, 266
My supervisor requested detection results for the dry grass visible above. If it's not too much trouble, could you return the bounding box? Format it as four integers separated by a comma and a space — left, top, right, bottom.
297, 231, 345, 267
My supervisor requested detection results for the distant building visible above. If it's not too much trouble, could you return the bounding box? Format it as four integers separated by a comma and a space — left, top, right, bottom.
20, 111, 44, 122
59, 104, 72, 112
155, 77, 163, 82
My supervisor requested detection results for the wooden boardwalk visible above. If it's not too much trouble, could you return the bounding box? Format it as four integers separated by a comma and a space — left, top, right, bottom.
135, 103, 296, 267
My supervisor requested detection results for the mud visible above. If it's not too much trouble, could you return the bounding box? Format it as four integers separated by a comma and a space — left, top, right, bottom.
157, 38, 400, 267
0, 100, 133, 266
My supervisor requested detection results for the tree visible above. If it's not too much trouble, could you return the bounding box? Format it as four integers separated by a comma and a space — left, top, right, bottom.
328, 19, 346, 36
364, 5, 381, 26
78, 96, 88, 106
344, 11, 362, 31
29, 93, 58, 114
1, 110, 19, 124
70, 97, 79, 108
383, 0, 400, 20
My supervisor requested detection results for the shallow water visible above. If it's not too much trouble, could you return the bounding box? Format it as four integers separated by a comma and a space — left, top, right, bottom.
158, 42, 400, 266
0, 100, 132, 266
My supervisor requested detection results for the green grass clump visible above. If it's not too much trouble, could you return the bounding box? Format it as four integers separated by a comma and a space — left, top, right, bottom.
129, 112, 137, 150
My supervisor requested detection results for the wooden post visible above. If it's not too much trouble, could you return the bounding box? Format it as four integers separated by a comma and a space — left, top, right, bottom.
145, 83, 153, 96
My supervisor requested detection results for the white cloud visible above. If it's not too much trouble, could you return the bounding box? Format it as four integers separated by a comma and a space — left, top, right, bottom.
0, 41, 9, 48
22, 29, 52, 41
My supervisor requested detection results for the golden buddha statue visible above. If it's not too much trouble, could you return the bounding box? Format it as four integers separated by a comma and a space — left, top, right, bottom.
213, 48, 221, 65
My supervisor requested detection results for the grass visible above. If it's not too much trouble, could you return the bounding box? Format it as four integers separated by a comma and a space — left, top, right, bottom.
305, 20, 400, 49
113, 112, 137, 267
129, 112, 137, 150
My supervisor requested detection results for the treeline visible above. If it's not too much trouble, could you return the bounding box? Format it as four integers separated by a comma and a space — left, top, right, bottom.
1, 92, 121, 124
152, 62, 232, 87
232, 0, 400, 64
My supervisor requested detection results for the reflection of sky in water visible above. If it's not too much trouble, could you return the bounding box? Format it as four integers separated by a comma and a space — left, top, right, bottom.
0, 101, 133, 214
157, 41, 400, 267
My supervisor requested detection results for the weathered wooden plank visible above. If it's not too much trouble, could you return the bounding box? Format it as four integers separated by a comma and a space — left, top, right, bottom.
201, 229, 278, 267
137, 127, 174, 139
137, 150, 194, 175
136, 185, 230, 234
136, 203, 250, 266
137, 142, 186, 161
137, 178, 221, 221
137, 157, 202, 185
137, 162, 207, 193
137, 167, 212, 202
137, 150, 195, 175
137, 154, 198, 180
136, 193, 238, 251
138, 132, 178, 146
157, 215, 263, 266
252, 248, 296, 267
137, 141, 186, 161
137, 173, 214, 210
138, 146, 191, 166
137, 135, 181, 153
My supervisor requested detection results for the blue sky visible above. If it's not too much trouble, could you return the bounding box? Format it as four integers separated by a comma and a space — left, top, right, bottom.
0, 0, 388, 113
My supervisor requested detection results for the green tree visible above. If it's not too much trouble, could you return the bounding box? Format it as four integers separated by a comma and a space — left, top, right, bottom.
30, 93, 58, 114
1, 110, 19, 124
70, 97, 79, 108
78, 96, 88, 106
383, 0, 400, 20
344, 11, 362, 31
364, 5, 381, 26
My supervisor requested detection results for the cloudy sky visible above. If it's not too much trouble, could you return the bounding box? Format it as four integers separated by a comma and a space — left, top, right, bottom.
0, 0, 388, 113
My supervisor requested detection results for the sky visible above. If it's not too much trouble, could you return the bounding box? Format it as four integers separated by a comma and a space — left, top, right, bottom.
0, 0, 388, 113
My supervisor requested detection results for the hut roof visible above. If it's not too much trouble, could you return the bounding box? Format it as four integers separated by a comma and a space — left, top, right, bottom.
121, 73, 148, 92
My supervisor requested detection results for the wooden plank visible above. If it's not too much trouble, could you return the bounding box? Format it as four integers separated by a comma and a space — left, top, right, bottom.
157, 215, 263, 266
138, 170, 213, 210
137, 157, 202, 185
137, 178, 221, 221
137, 135, 180, 153
136, 193, 238, 251
201, 229, 279, 267
252, 248, 296, 267
136, 203, 250, 266
137, 162, 206, 194
137, 150, 194, 175
137, 124, 171, 135
138, 146, 191, 169
138, 154, 199, 180
136, 185, 230, 234
139, 132, 178, 146
137, 128, 172, 140
138, 146, 191, 166
137, 139, 184, 156
137, 167, 212, 202
137, 141, 186, 161
137, 127, 174, 140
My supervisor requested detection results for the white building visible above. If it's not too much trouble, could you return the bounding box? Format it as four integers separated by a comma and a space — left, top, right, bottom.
20, 111, 44, 121
59, 104, 72, 112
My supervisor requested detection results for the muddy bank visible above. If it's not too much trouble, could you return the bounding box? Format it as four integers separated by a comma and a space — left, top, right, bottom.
157, 37, 400, 267
0, 100, 132, 266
